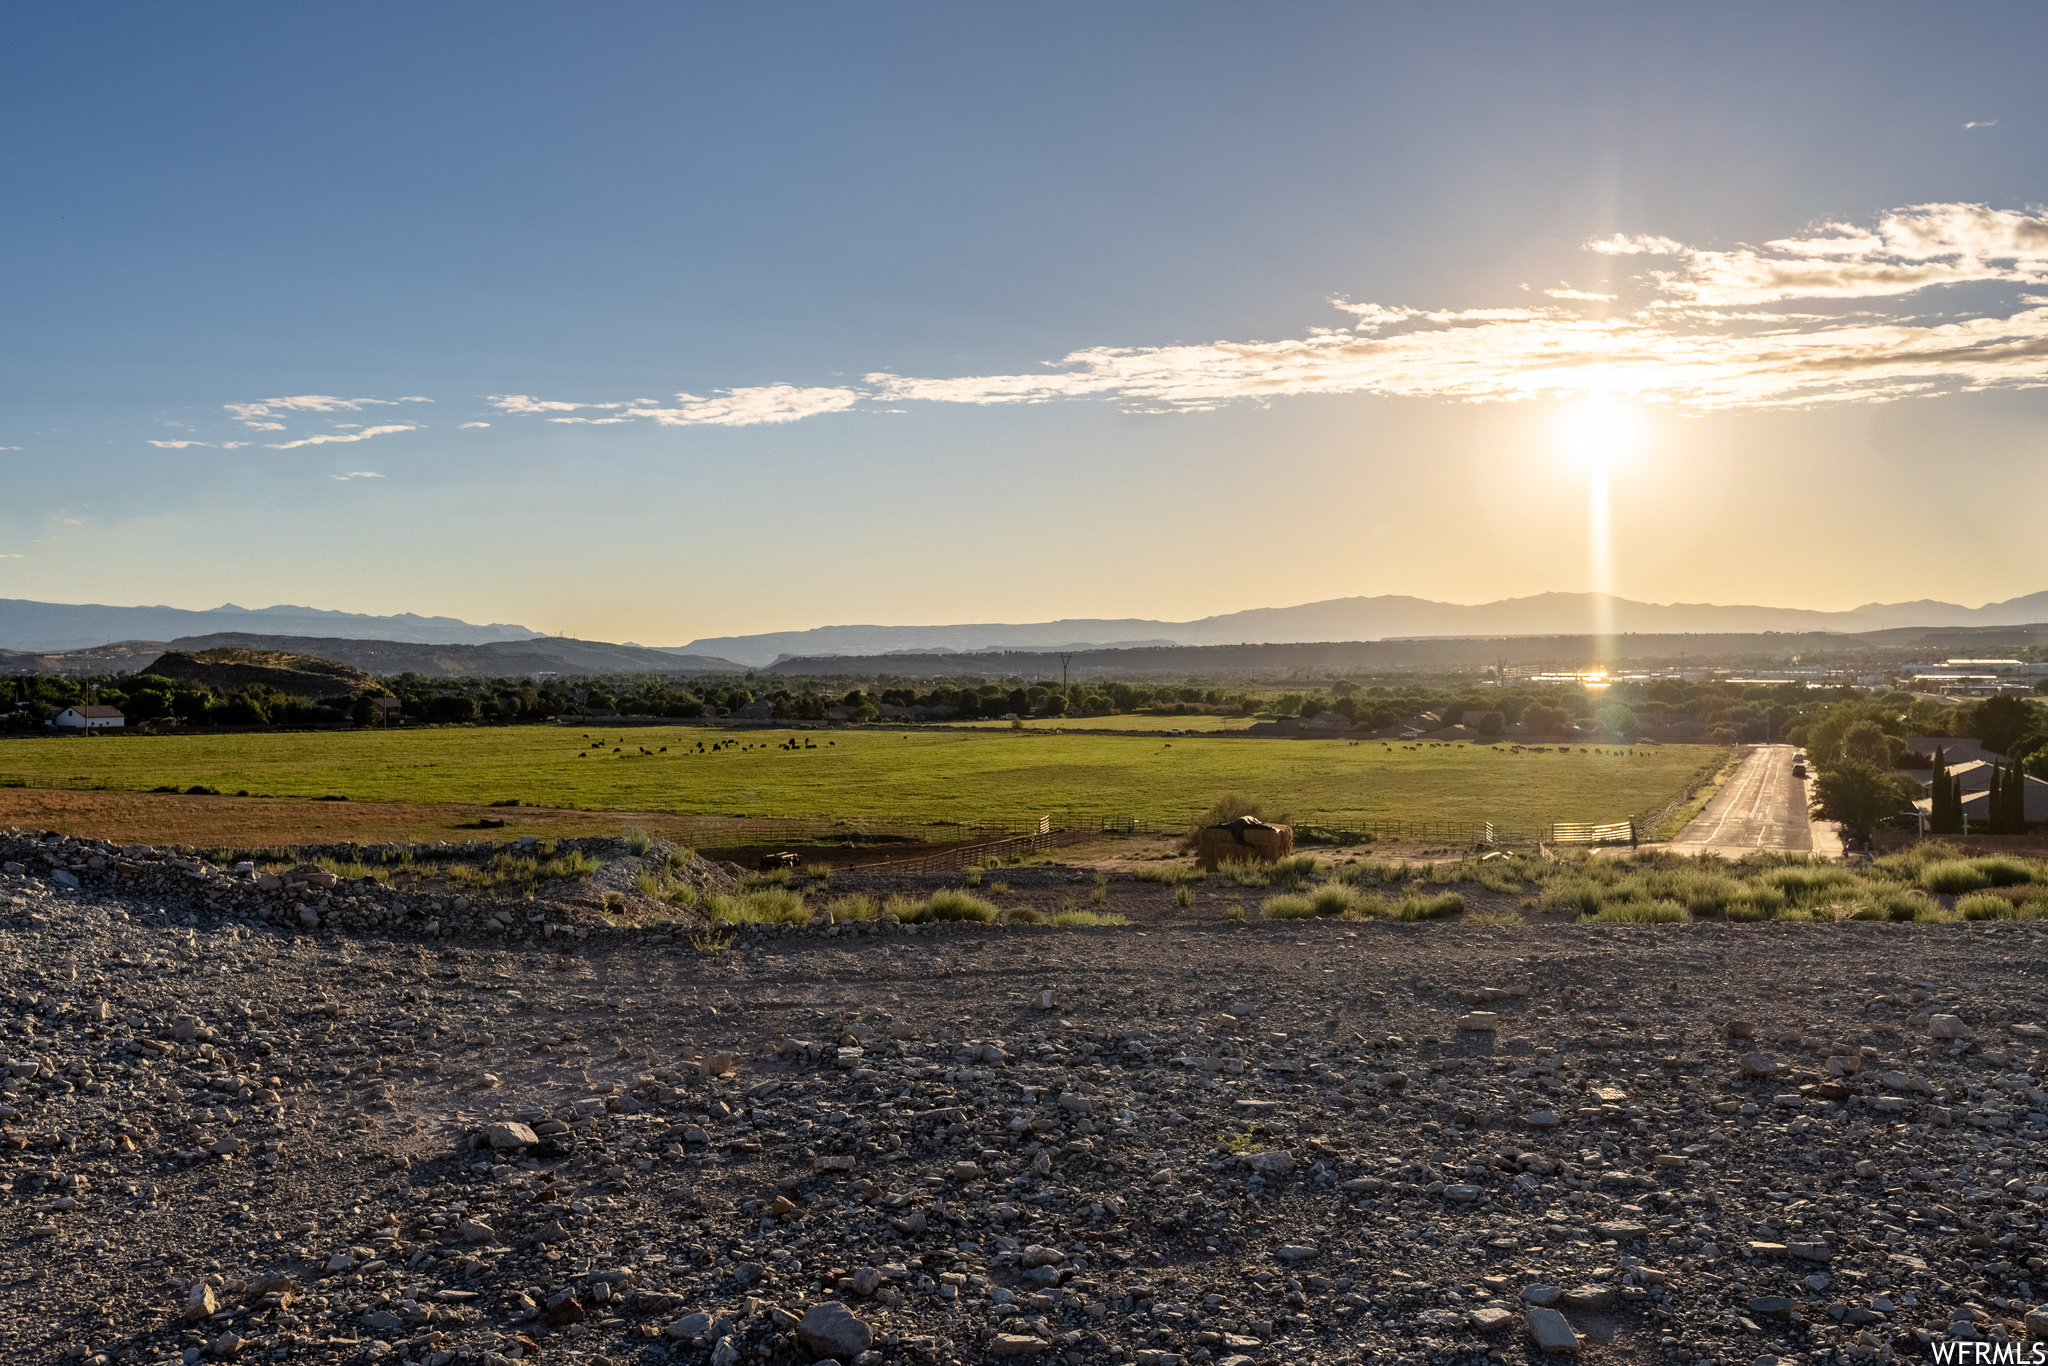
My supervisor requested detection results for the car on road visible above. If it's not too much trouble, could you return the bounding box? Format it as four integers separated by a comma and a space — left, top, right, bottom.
1792, 760, 1806, 777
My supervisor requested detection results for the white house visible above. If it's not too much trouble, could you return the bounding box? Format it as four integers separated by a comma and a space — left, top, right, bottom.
53, 704, 125, 730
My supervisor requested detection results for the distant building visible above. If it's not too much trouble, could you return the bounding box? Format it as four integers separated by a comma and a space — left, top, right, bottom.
53, 704, 124, 730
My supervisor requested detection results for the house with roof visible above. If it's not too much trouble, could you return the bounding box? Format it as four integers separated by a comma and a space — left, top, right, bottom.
1910, 758, 2048, 824
53, 704, 124, 730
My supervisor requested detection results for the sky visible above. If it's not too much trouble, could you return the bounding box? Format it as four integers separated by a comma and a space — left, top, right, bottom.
3, 3, 2046, 645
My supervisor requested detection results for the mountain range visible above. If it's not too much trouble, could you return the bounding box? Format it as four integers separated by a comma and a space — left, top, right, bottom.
679, 590, 2048, 667
0, 599, 545, 652
6, 590, 2048, 670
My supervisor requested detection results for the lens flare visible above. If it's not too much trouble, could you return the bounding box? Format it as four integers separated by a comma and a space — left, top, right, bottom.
1555, 394, 1644, 654
1558, 393, 1641, 472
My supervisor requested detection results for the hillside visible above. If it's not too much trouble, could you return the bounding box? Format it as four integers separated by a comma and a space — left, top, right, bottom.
141, 648, 381, 698
5, 633, 746, 679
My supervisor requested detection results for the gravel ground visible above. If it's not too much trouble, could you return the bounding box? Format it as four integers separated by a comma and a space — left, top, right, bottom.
5, 832, 2048, 1366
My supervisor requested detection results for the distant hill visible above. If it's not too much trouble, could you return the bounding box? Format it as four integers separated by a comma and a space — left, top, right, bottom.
142, 648, 381, 698
0, 598, 545, 652
3, 632, 745, 679
684, 589, 2048, 666
765, 621, 2048, 679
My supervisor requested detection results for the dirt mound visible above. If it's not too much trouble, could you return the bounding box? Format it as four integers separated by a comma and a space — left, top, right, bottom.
141, 647, 381, 698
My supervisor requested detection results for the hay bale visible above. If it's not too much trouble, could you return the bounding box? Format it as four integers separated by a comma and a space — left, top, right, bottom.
1194, 819, 1294, 870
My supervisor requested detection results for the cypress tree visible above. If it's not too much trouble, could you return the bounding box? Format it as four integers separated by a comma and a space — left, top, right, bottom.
1929, 745, 1961, 835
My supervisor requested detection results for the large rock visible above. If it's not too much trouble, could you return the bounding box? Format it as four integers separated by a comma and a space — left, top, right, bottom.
1526, 1307, 1581, 1353
797, 1301, 872, 1360
482, 1121, 538, 1152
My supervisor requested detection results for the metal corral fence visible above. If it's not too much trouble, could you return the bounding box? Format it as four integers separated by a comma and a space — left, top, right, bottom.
857, 826, 1102, 874
665, 809, 1641, 851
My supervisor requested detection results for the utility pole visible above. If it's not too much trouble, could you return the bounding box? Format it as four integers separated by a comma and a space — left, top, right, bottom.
1058, 653, 1073, 689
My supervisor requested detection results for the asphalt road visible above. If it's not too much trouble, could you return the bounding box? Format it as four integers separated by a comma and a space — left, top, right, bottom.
1672, 742, 1830, 854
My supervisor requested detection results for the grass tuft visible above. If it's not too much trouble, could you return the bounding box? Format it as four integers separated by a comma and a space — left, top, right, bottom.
1586, 898, 1688, 924
1050, 907, 1129, 927
1393, 890, 1465, 921
1260, 893, 1315, 920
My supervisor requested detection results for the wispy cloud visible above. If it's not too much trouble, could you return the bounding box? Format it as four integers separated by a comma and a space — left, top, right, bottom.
0, 552, 21, 559
398, 202, 2048, 427
267, 424, 418, 450
853, 202, 2048, 413
1964, 120, 1998, 129
459, 421, 490, 429
148, 439, 214, 449
225, 394, 432, 426
1590, 203, 2048, 305
488, 384, 863, 428
329, 470, 385, 480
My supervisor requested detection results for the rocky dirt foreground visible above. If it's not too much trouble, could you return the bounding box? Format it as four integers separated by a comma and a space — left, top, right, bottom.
3, 835, 2047, 1366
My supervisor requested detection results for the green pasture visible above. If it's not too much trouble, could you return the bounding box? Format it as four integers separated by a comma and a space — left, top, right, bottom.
0, 727, 1726, 829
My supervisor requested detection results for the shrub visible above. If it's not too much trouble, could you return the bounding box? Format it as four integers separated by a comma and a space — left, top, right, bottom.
1463, 907, 1525, 927
1971, 856, 2039, 887
1052, 906, 1130, 927
1173, 885, 1195, 908
1919, 860, 1991, 894
1912, 899, 1961, 923
1225, 900, 1245, 922
1834, 886, 1931, 922
1261, 894, 1316, 920
1307, 883, 1360, 917
1643, 869, 1744, 917
742, 866, 795, 889
825, 893, 876, 922
900, 889, 998, 923
1755, 865, 1861, 903
1957, 892, 2022, 920
963, 866, 983, 888
1587, 899, 1689, 924
1394, 891, 1465, 921
624, 829, 654, 857
1006, 906, 1045, 925
1215, 861, 1271, 887
1539, 878, 1608, 918
1134, 864, 1205, 885
704, 888, 809, 924
1726, 887, 1786, 922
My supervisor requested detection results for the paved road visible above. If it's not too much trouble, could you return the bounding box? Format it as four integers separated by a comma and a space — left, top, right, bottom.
1671, 743, 1838, 855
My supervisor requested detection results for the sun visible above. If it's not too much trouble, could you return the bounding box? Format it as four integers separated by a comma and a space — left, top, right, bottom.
1558, 393, 1642, 472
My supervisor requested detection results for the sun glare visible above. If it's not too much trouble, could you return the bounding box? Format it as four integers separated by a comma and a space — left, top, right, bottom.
1558, 393, 1641, 472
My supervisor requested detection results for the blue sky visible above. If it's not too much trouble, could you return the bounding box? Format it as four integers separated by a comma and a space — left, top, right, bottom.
4, 3, 2046, 643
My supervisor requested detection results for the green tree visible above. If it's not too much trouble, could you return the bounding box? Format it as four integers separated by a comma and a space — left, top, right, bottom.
1597, 702, 1642, 742
1839, 719, 1894, 769
1928, 745, 1963, 835
1967, 695, 2042, 757
1809, 759, 1921, 845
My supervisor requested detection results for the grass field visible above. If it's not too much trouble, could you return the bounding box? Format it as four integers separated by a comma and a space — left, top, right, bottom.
0, 727, 1726, 833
